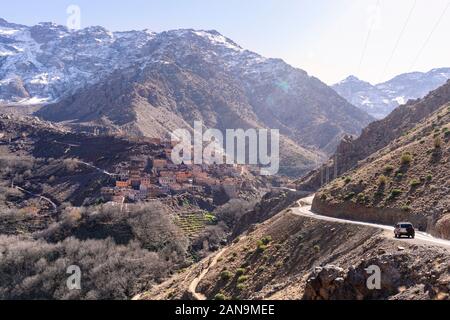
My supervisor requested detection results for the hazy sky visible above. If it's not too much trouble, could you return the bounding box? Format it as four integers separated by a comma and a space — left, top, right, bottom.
2, 0, 449, 84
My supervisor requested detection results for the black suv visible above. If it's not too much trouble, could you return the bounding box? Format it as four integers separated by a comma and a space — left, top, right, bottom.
394, 222, 415, 239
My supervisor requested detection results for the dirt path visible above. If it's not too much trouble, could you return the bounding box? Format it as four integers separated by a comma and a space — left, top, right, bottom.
15, 186, 58, 211
78, 160, 116, 177
188, 248, 228, 300
292, 196, 450, 250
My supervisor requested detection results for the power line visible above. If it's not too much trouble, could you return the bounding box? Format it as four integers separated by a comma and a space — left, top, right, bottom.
378, 0, 417, 83
410, 0, 450, 70
358, 0, 382, 74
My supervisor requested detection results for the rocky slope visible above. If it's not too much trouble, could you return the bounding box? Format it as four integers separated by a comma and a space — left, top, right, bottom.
138, 208, 450, 300
333, 68, 450, 119
298, 80, 450, 191
313, 99, 450, 239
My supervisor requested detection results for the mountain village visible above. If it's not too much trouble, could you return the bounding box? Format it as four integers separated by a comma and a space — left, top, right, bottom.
99, 138, 262, 205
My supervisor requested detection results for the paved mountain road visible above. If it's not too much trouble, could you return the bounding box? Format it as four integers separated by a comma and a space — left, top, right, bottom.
292, 196, 450, 250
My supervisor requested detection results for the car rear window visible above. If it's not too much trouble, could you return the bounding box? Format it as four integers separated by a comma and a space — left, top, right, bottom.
400, 224, 412, 228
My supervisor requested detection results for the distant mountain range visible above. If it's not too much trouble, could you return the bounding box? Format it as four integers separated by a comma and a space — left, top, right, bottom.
0, 18, 374, 176
333, 68, 450, 119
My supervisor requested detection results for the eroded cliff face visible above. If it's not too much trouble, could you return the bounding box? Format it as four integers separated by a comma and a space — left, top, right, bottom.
311, 197, 429, 233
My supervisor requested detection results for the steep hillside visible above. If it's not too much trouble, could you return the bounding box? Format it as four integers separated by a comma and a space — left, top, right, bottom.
333, 68, 450, 119
0, 113, 172, 234
139, 208, 450, 300
298, 80, 450, 191
313, 102, 450, 239
35, 60, 322, 177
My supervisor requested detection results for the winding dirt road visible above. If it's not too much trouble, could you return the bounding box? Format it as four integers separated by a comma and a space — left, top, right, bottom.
292, 196, 450, 250
15, 186, 58, 211
188, 248, 228, 300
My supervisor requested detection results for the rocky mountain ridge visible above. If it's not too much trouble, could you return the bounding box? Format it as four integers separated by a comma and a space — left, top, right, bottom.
1, 18, 375, 176
333, 68, 450, 119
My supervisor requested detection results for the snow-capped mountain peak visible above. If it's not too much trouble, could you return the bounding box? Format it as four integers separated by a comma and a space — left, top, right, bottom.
333, 68, 450, 119
0, 18, 260, 106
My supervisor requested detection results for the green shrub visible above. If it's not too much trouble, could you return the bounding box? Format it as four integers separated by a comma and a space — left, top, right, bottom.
378, 175, 388, 186
237, 275, 249, 284
261, 236, 272, 245
313, 245, 321, 253
401, 153, 412, 165
236, 268, 246, 277
220, 271, 233, 281
344, 192, 355, 200
236, 283, 246, 291
434, 137, 442, 149
357, 193, 367, 203
426, 175, 433, 182
410, 179, 421, 188
214, 293, 227, 300
384, 165, 394, 174
256, 242, 268, 253
344, 177, 352, 184
389, 189, 402, 199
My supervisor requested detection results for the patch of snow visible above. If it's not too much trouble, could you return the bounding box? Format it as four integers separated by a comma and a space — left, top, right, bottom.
0, 50, 13, 56
30, 73, 50, 85
360, 96, 372, 106
393, 96, 406, 105
0, 28, 19, 36
17, 96, 51, 105
193, 31, 243, 52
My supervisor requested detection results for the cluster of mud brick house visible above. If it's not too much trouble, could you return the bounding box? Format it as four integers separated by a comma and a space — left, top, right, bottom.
101, 140, 249, 204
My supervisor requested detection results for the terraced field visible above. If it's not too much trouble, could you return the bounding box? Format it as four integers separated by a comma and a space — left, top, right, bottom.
174, 212, 214, 238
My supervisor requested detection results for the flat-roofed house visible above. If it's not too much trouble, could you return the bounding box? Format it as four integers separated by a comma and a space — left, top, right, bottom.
116, 181, 129, 189
176, 171, 193, 183
159, 176, 176, 186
